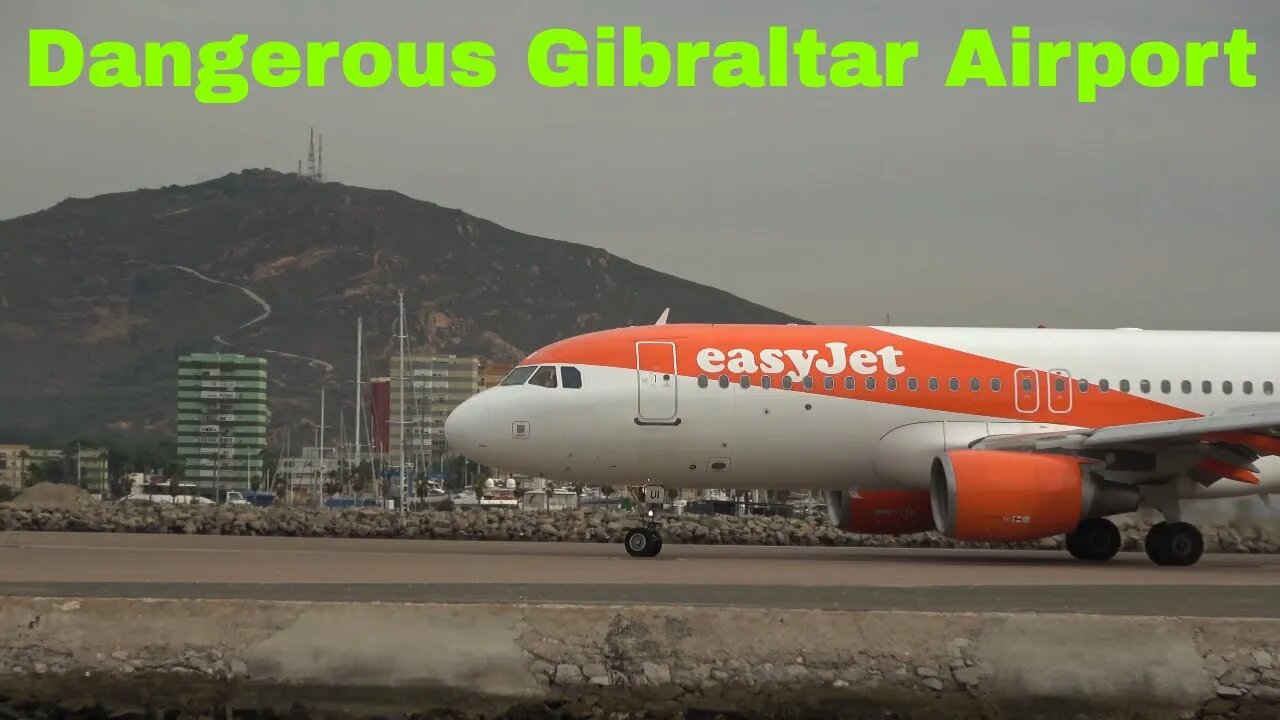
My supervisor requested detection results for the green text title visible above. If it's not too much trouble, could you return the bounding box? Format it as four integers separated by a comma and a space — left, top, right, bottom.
27, 26, 1259, 104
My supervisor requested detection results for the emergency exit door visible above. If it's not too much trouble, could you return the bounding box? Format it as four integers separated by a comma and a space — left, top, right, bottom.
1013, 368, 1073, 415
636, 341, 679, 424
1046, 368, 1073, 413
1014, 368, 1040, 414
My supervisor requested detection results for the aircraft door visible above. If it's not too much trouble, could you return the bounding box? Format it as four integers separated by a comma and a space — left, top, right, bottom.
636, 341, 679, 424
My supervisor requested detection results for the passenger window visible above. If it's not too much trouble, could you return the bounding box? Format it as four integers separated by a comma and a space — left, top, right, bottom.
970, 378, 980, 392
991, 378, 1001, 392
1223, 381, 1233, 395
697, 374, 708, 388
1266, 381, 1275, 396
718, 375, 730, 389
1100, 379, 1110, 392
561, 366, 583, 389
865, 377, 877, 391
907, 377, 919, 391
1160, 380, 1170, 394
886, 377, 898, 391
500, 366, 537, 386
844, 377, 855, 391
1181, 380, 1191, 394
529, 366, 558, 388
1244, 381, 1254, 395
1139, 380, 1150, 394
1119, 380, 1130, 392
803, 376, 814, 390
824, 376, 835, 391
783, 376, 793, 390
1078, 379, 1088, 393
740, 376, 751, 389
1202, 380, 1212, 394
929, 377, 940, 391
950, 378, 960, 392
762, 376, 772, 390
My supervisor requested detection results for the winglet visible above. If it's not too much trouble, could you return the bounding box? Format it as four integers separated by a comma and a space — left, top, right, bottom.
655, 308, 669, 325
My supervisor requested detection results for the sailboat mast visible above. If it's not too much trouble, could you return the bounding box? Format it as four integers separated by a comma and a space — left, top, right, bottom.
354, 316, 364, 497
397, 290, 407, 514
283, 427, 291, 505
338, 408, 347, 496
318, 386, 326, 503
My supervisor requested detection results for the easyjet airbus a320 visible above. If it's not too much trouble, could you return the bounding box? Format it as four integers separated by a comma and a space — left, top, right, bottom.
444, 322, 1280, 566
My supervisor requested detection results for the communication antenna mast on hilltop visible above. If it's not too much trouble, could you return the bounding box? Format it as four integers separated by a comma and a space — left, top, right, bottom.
305, 128, 316, 180
299, 127, 327, 182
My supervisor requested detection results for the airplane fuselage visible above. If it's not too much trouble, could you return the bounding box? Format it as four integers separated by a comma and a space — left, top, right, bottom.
444, 324, 1280, 499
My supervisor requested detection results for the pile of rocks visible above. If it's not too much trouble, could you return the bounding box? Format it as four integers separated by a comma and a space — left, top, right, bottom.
1, 502, 1278, 552
7, 482, 94, 509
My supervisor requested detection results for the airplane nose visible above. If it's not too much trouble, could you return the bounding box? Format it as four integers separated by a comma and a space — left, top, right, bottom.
445, 395, 490, 452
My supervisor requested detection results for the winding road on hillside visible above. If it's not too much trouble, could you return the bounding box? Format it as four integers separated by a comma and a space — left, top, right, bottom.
131, 260, 334, 372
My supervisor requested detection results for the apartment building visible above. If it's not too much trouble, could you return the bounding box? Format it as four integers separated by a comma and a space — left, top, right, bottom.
0, 445, 75, 493
64, 445, 109, 496
176, 353, 268, 498
387, 354, 478, 467
0, 445, 29, 492
478, 360, 516, 391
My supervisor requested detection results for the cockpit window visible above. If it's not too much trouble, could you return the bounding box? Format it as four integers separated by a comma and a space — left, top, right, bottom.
500, 366, 537, 386
529, 365, 558, 388
561, 366, 583, 389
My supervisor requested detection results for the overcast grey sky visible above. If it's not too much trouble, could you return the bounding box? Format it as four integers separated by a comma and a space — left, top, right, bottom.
2, 0, 1276, 328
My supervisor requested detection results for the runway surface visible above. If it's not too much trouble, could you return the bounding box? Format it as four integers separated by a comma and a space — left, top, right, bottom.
2, 531, 1278, 616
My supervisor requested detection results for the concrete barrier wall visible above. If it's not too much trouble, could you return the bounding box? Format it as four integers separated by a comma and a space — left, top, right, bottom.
1, 597, 1279, 719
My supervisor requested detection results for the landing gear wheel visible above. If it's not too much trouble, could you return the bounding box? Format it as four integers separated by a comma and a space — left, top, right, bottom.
1065, 518, 1122, 561
1144, 521, 1167, 559
624, 528, 662, 558
1145, 521, 1203, 566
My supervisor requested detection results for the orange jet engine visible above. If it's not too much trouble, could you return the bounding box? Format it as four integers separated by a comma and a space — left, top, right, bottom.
929, 450, 1139, 543
825, 489, 936, 535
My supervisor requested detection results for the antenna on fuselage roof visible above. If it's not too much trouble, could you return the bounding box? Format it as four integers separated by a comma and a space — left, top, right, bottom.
655, 308, 670, 325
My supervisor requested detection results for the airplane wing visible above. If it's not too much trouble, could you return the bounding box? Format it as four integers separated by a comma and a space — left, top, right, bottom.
969, 406, 1280, 486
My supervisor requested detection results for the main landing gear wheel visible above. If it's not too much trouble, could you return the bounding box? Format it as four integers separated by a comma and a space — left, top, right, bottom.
1144, 521, 1204, 567
624, 528, 662, 558
1065, 518, 1122, 561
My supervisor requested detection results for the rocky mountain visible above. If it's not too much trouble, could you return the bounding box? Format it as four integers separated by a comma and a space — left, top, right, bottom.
0, 169, 805, 446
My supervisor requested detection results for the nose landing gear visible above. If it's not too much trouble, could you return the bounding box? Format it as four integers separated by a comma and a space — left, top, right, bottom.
623, 484, 666, 558
624, 526, 663, 557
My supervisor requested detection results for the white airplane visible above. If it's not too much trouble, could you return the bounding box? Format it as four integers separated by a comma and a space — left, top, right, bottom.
444, 322, 1280, 565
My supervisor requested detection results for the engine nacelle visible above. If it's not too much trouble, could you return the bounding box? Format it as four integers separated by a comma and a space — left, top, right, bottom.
823, 489, 936, 535
930, 450, 1139, 543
